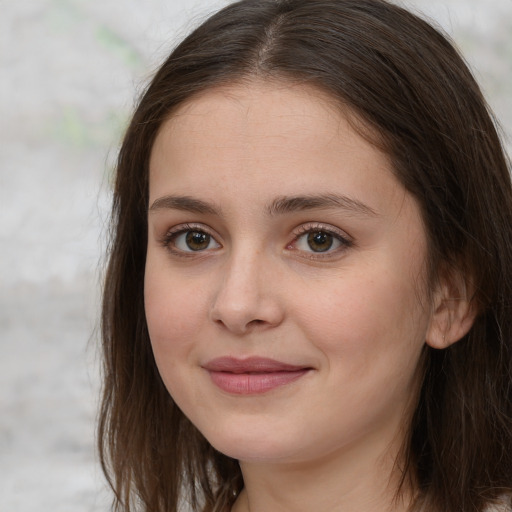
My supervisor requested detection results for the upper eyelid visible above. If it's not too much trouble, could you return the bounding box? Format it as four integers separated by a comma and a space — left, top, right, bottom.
162, 221, 348, 235
165, 222, 217, 237
158, 224, 222, 257
158, 223, 220, 246
292, 222, 351, 240
158, 221, 352, 249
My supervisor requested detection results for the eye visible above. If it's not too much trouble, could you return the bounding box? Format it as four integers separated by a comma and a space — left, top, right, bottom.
301, 231, 337, 252
290, 224, 352, 256
162, 225, 221, 254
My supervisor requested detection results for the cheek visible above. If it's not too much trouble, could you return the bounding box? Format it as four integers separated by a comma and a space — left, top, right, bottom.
144, 272, 212, 417
144, 264, 208, 371
295, 268, 429, 375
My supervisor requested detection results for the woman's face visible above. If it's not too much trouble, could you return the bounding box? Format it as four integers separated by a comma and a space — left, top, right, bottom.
145, 81, 434, 465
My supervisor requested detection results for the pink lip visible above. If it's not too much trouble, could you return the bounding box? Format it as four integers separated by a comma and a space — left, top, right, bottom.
203, 357, 311, 395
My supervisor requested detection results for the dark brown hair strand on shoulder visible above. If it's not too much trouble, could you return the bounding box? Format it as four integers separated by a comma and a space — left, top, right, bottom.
99, 1, 512, 511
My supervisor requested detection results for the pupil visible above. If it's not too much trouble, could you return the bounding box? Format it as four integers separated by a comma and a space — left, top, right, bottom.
307, 231, 333, 252
186, 231, 210, 251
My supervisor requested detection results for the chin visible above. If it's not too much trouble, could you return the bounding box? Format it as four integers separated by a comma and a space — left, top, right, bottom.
211, 440, 295, 463
192, 417, 278, 459
198, 420, 313, 464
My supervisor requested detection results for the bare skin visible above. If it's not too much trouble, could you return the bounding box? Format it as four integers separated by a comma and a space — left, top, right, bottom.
145, 80, 474, 512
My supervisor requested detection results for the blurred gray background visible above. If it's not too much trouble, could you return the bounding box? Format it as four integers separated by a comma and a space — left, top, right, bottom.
1, 1, 510, 511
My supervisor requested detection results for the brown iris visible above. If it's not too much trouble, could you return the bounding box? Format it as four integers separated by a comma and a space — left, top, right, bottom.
185, 231, 211, 251
307, 231, 334, 252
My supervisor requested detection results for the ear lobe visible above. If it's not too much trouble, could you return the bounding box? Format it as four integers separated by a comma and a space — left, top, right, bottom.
425, 269, 478, 349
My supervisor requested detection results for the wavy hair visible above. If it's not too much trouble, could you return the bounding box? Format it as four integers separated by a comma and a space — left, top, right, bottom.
99, 1, 512, 510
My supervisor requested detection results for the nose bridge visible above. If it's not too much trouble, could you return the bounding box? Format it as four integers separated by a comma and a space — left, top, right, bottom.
210, 242, 282, 334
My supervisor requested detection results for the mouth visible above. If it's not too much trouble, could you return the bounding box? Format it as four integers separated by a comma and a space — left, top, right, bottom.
202, 357, 312, 395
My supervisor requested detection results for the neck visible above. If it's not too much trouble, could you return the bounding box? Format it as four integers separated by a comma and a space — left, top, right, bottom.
231, 435, 414, 512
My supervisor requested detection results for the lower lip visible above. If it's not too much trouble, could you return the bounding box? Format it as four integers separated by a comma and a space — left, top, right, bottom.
207, 369, 310, 394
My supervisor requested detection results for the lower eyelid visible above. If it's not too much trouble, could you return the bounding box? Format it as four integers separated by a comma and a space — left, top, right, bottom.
296, 234, 347, 250
158, 225, 214, 248
158, 223, 350, 257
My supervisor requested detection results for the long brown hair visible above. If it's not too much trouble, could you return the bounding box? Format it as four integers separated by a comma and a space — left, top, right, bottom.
98, 1, 512, 511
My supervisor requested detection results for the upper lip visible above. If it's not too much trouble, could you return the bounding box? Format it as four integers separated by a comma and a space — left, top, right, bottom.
202, 357, 310, 373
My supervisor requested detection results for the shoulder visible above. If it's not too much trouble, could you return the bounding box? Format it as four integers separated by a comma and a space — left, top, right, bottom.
485, 496, 512, 512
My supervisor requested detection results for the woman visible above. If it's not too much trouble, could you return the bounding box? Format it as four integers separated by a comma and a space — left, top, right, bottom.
98, 0, 512, 511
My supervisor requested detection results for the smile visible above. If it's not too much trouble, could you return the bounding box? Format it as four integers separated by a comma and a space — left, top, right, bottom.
203, 357, 312, 395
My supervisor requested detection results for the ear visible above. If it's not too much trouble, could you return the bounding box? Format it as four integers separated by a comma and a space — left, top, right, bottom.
426, 267, 478, 349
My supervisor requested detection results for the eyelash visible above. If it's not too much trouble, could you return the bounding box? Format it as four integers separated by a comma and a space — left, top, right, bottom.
159, 223, 219, 257
288, 223, 353, 259
159, 222, 353, 259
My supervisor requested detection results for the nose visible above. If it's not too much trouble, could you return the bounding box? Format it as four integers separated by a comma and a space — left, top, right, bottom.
209, 249, 285, 335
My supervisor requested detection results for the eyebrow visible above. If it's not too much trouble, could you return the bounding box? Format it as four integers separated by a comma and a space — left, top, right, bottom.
148, 193, 378, 218
149, 195, 221, 215
267, 194, 378, 217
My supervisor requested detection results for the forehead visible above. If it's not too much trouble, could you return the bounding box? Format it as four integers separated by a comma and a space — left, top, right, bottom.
154, 80, 379, 160
163, 80, 342, 138
149, 80, 397, 204
148, 79, 428, 276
